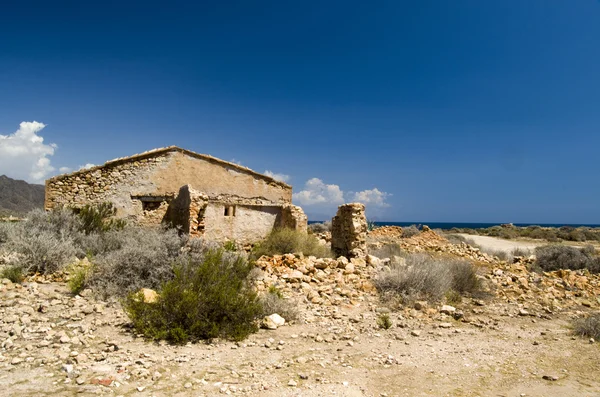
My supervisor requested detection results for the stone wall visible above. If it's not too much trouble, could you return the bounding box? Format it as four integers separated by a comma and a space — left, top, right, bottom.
45, 148, 292, 223
45, 154, 169, 219
281, 204, 308, 233
165, 185, 208, 237
331, 203, 367, 258
164, 185, 308, 244
44, 147, 308, 244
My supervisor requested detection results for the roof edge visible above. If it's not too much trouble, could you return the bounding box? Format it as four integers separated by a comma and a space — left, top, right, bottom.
46, 146, 292, 189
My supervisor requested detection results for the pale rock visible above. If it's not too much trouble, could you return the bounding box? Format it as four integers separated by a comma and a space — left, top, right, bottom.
440, 305, 456, 315
136, 288, 159, 303
262, 314, 285, 330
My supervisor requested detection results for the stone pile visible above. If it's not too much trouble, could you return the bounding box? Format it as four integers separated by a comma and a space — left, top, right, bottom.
254, 254, 377, 306
369, 229, 496, 264
368, 226, 403, 239
488, 257, 600, 312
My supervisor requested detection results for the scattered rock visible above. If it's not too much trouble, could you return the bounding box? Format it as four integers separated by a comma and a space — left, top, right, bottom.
262, 314, 286, 330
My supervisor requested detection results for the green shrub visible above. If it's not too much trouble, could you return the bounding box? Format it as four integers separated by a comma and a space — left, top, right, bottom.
377, 313, 392, 330
366, 219, 378, 232
375, 253, 479, 303
123, 249, 262, 343
68, 261, 93, 295
77, 202, 126, 235
573, 313, 600, 341
0, 265, 23, 283
534, 245, 600, 273
251, 228, 331, 259
223, 240, 237, 252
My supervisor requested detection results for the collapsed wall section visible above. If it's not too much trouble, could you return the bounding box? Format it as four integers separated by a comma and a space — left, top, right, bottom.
331, 203, 367, 258
281, 204, 308, 233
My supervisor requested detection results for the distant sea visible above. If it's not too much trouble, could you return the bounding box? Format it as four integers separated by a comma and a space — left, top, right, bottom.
307, 221, 600, 230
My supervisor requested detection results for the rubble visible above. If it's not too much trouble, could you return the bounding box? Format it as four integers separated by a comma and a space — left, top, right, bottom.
1, 226, 600, 395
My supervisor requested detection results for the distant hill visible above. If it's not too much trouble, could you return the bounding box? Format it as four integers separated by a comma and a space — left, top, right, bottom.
0, 175, 45, 216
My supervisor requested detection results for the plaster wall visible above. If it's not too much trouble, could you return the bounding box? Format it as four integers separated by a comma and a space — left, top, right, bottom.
202, 203, 281, 244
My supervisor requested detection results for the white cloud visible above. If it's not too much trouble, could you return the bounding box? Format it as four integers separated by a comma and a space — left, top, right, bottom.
0, 121, 57, 183
293, 177, 391, 218
59, 167, 72, 174
292, 178, 345, 206
79, 163, 96, 170
351, 188, 391, 207
264, 170, 290, 183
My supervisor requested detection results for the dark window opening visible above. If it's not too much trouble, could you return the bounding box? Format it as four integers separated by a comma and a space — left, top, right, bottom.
142, 201, 161, 211
224, 205, 236, 217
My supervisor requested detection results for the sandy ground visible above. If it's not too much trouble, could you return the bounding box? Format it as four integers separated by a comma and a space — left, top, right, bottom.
456, 234, 545, 254
1, 280, 600, 397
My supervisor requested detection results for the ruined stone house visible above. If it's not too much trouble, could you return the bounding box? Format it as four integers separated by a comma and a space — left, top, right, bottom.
44, 146, 307, 243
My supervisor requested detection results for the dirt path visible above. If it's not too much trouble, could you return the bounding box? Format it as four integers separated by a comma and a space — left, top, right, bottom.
456, 234, 545, 254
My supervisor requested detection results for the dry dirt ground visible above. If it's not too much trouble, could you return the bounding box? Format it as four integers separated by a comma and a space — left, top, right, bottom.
455, 234, 546, 254
1, 277, 599, 397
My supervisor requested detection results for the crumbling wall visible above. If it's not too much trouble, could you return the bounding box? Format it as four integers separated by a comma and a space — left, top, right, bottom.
45, 154, 170, 219
165, 185, 208, 237
45, 148, 293, 226
280, 204, 308, 233
331, 203, 367, 258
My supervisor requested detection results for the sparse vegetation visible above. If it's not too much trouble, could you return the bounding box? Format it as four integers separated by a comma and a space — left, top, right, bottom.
375, 253, 480, 304
402, 225, 420, 238
251, 228, 331, 259
308, 221, 332, 234
88, 226, 184, 297
369, 243, 406, 263
223, 240, 237, 252
445, 289, 462, 305
5, 208, 82, 274
451, 225, 600, 243
366, 219, 378, 232
260, 288, 299, 321
573, 313, 600, 341
67, 259, 94, 295
445, 233, 478, 247
377, 313, 393, 329
511, 247, 532, 257
534, 245, 600, 273
123, 249, 262, 343
0, 265, 23, 283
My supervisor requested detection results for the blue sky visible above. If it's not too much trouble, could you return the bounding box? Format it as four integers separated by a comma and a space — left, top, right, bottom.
1, 1, 599, 223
